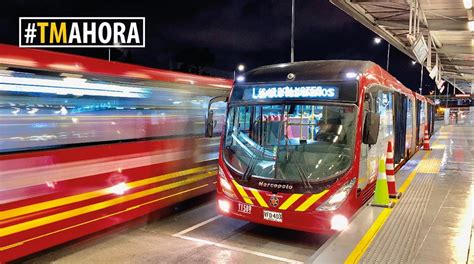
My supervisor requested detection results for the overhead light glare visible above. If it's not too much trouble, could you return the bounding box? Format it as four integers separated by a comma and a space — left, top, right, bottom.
468, 21, 474, 31
236, 75, 245, 82
464, 0, 473, 9
345, 72, 358, 79
0, 75, 150, 98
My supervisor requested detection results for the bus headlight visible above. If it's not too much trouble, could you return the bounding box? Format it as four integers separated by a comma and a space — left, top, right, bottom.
218, 199, 231, 213
331, 214, 348, 231
219, 166, 237, 200
317, 178, 356, 211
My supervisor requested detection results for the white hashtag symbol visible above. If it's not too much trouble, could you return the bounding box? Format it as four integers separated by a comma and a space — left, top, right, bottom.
24, 23, 37, 44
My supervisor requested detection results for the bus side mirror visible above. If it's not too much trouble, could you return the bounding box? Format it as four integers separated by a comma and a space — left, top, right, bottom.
205, 110, 215, 138
363, 112, 380, 145
205, 96, 228, 138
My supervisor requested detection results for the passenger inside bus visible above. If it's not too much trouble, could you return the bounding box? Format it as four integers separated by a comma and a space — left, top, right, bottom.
314, 116, 344, 143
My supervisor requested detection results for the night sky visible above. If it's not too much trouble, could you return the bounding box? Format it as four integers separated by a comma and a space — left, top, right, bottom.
1, 0, 439, 94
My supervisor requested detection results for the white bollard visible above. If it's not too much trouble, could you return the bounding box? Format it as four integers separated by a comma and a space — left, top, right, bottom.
470, 106, 474, 126
444, 108, 450, 125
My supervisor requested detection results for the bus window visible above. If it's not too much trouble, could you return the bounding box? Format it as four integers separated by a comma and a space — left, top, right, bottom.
223, 103, 356, 183
375, 90, 394, 140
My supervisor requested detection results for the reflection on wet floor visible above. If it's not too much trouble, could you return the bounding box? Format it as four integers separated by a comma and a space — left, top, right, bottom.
20, 122, 474, 264
20, 192, 328, 263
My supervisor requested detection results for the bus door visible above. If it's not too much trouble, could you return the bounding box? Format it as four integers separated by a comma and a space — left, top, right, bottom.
393, 93, 407, 164
406, 97, 413, 157
361, 87, 394, 190
357, 93, 371, 192
418, 101, 426, 144
415, 99, 420, 145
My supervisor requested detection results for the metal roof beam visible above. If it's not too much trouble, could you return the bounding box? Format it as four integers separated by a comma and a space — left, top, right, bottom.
376, 19, 468, 31
331, 0, 472, 87
441, 60, 474, 67
427, 20, 469, 31
351, 0, 408, 4
330, 0, 415, 59
439, 45, 474, 55
444, 70, 474, 75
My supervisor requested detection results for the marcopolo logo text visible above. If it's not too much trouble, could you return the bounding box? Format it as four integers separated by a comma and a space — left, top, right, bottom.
258, 181, 293, 190
19, 17, 145, 48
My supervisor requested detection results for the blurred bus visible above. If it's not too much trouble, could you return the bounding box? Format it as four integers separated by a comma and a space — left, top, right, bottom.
0, 44, 231, 262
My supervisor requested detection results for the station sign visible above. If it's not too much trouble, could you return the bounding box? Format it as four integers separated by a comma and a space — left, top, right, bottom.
246, 85, 339, 100
231, 81, 358, 104
412, 36, 428, 63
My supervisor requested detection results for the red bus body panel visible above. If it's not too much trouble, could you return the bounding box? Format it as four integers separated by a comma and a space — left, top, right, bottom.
216, 62, 433, 234
0, 45, 232, 262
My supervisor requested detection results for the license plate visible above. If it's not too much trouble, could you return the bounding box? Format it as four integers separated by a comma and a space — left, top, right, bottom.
263, 210, 282, 223
238, 203, 252, 214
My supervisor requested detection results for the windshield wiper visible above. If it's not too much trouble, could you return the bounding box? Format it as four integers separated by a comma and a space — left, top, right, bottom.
294, 161, 312, 189
243, 154, 258, 181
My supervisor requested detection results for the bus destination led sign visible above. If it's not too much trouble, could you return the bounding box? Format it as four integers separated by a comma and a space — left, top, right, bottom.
246, 85, 339, 100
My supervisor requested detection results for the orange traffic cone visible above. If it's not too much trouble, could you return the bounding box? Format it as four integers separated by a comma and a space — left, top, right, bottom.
386, 141, 401, 199
423, 125, 431, 150
370, 157, 394, 208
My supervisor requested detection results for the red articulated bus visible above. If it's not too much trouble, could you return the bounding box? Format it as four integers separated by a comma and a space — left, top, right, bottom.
207, 61, 435, 234
0, 45, 231, 262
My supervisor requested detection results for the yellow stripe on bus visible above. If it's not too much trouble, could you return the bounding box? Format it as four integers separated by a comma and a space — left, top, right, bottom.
250, 189, 268, 208
0, 171, 216, 237
231, 180, 253, 205
0, 165, 215, 221
278, 194, 303, 210
295, 191, 328, 212
0, 184, 209, 252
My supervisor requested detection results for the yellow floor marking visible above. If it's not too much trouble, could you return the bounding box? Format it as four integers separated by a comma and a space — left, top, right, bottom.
416, 159, 441, 174
431, 144, 446, 150
343, 209, 392, 264
0, 184, 209, 251
344, 135, 442, 264
1, 165, 215, 221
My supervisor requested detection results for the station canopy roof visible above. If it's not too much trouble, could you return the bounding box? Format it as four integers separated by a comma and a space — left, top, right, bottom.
331, 0, 474, 94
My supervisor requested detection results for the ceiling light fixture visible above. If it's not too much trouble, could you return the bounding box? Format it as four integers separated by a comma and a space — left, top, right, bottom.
464, 0, 473, 9
468, 21, 474, 31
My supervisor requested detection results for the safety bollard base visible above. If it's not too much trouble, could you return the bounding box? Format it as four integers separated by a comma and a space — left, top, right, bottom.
389, 192, 402, 199
369, 200, 394, 208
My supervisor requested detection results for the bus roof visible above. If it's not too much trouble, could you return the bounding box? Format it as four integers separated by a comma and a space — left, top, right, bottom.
242, 60, 427, 100
0, 44, 232, 89
244, 60, 374, 83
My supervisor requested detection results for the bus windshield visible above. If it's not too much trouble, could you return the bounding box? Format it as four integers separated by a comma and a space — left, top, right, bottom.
223, 103, 356, 184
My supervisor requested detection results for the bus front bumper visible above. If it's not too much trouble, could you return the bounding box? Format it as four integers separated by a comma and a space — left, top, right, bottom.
216, 193, 347, 234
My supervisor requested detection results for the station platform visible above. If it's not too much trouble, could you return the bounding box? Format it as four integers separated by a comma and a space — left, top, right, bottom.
20, 122, 473, 264
311, 122, 474, 263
